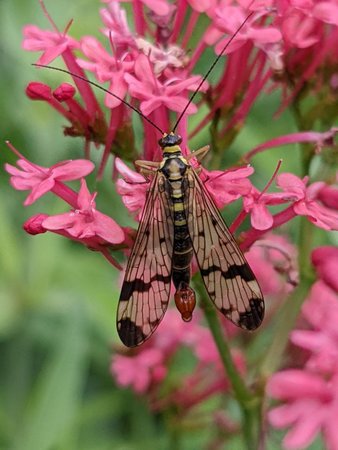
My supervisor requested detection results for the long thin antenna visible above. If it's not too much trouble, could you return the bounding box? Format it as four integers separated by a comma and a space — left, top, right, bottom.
171, 10, 255, 133
32, 63, 165, 135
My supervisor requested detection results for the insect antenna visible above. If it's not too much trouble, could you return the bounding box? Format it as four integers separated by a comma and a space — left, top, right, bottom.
171, 10, 255, 133
32, 63, 165, 135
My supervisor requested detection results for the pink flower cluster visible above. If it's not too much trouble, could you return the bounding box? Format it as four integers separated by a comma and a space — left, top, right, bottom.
112, 309, 245, 411
267, 247, 338, 450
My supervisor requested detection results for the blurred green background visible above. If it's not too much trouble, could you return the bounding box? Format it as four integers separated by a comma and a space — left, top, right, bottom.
0, 1, 324, 449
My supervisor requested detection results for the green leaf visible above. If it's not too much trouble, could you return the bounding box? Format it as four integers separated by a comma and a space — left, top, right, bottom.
13, 305, 88, 450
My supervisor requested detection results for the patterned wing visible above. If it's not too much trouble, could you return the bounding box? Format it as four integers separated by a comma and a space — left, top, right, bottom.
117, 172, 174, 347
185, 168, 264, 330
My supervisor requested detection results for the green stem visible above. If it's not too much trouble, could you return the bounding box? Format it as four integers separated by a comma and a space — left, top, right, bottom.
195, 279, 260, 449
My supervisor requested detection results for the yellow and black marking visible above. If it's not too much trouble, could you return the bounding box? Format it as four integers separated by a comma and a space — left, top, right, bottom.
158, 134, 194, 294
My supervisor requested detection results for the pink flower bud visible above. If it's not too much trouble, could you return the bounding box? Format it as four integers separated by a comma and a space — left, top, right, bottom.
25, 82, 52, 100
318, 185, 338, 210
53, 83, 76, 102
23, 214, 48, 235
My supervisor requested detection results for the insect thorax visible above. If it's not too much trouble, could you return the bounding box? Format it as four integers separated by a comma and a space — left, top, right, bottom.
158, 132, 189, 179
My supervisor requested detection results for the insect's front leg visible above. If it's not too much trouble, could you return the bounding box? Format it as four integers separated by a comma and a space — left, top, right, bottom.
187, 145, 210, 162
135, 160, 160, 177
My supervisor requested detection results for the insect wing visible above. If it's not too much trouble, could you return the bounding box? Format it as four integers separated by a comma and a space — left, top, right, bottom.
185, 169, 264, 330
117, 172, 174, 347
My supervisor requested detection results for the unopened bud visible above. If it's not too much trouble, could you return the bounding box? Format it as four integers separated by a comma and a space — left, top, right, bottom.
23, 214, 48, 235
26, 82, 52, 100
53, 83, 76, 102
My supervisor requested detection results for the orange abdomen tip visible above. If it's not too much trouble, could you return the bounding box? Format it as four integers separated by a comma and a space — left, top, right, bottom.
174, 286, 196, 322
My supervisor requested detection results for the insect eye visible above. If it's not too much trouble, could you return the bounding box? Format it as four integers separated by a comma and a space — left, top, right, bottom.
158, 134, 182, 148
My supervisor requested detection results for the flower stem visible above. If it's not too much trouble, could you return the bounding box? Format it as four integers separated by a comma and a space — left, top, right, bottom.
195, 278, 260, 449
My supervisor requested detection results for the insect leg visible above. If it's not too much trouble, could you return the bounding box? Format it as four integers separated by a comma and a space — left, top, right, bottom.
135, 160, 160, 176
187, 145, 210, 162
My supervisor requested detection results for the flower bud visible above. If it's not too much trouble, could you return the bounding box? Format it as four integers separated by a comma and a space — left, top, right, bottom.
25, 82, 52, 100
23, 214, 48, 235
53, 83, 76, 102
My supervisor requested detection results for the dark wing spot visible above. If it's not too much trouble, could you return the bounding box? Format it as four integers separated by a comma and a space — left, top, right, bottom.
200, 263, 255, 282
120, 275, 172, 301
238, 298, 265, 330
117, 318, 146, 347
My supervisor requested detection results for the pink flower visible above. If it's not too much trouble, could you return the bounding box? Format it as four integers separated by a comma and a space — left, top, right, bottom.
5, 157, 95, 206
277, 173, 338, 230
100, 2, 135, 49
268, 370, 338, 450
42, 179, 124, 245
77, 36, 134, 108
202, 165, 253, 209
111, 309, 201, 393
243, 186, 288, 231
111, 347, 167, 393
245, 235, 297, 296
22, 25, 79, 64
124, 54, 204, 115
291, 281, 338, 374
115, 157, 149, 220
281, 11, 322, 48
205, 5, 281, 54
312, 247, 338, 293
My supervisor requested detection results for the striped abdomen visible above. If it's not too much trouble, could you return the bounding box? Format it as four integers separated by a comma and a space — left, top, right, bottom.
160, 155, 196, 321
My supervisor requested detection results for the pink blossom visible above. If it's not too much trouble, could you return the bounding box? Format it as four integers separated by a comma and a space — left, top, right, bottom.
100, 2, 135, 49
205, 5, 281, 54
243, 186, 288, 231
115, 157, 149, 220
281, 11, 322, 48
124, 54, 204, 115
22, 25, 79, 64
77, 36, 134, 108
111, 347, 167, 393
5, 157, 95, 206
245, 235, 297, 296
312, 247, 338, 293
291, 281, 338, 374
202, 165, 254, 209
268, 370, 338, 450
277, 173, 338, 230
153, 309, 202, 353
111, 309, 202, 393
42, 179, 124, 245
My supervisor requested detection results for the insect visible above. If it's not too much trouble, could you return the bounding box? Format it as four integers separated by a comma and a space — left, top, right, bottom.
35, 10, 264, 348
117, 132, 264, 346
